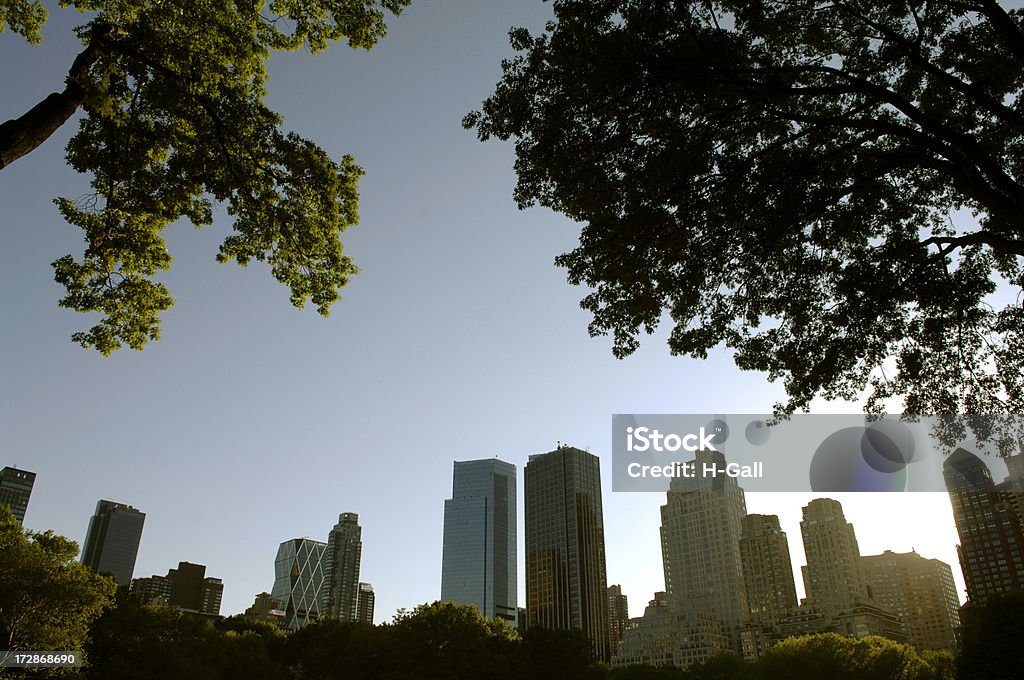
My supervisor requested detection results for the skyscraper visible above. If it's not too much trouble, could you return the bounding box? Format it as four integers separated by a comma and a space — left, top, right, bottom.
271, 537, 327, 630
441, 458, 517, 625
356, 582, 375, 624
800, 498, 872, 617
607, 584, 630, 657
660, 450, 749, 650
739, 513, 798, 629
943, 448, 1024, 604
80, 500, 145, 586
0, 466, 35, 525
861, 550, 960, 651
525, 445, 610, 659
323, 512, 362, 621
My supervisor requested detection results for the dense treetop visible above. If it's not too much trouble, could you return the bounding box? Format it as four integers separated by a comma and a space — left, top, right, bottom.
467, 0, 1024, 445
1, 0, 409, 354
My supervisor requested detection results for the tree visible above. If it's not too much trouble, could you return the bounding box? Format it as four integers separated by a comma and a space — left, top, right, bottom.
757, 634, 933, 680
0, 505, 116, 665
1, 0, 409, 354
466, 1, 1024, 443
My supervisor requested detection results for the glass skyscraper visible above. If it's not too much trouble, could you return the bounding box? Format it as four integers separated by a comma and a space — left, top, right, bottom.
525, 446, 609, 659
80, 500, 145, 586
271, 537, 327, 630
441, 458, 517, 625
0, 466, 35, 525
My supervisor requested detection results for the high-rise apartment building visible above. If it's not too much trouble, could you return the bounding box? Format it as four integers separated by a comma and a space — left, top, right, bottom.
660, 450, 748, 650
525, 445, 610, 659
613, 592, 730, 670
0, 466, 35, 525
356, 582, 375, 624
80, 500, 145, 586
800, 498, 869, 617
861, 550, 960, 651
323, 512, 362, 622
607, 584, 629, 657
943, 448, 1024, 604
739, 513, 798, 629
271, 538, 327, 630
441, 458, 517, 625
131, 561, 223, 615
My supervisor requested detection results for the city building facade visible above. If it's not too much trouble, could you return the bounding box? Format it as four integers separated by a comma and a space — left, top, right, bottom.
0, 466, 35, 525
861, 549, 961, 651
323, 512, 362, 621
441, 458, 517, 625
271, 538, 328, 630
943, 448, 1024, 604
80, 500, 145, 586
660, 450, 749, 652
356, 582, 375, 624
739, 513, 798, 630
607, 584, 629, 658
525, 445, 610, 659
799, 498, 870, 617
132, 561, 223, 615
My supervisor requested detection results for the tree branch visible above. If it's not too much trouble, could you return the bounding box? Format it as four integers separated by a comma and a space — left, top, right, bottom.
921, 230, 1024, 256
0, 23, 124, 170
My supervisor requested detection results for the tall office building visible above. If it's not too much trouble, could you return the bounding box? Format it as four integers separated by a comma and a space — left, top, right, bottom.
525, 445, 610, 659
0, 467, 35, 525
660, 450, 748, 650
271, 538, 327, 630
861, 550, 960, 651
323, 512, 362, 621
441, 458, 517, 625
607, 584, 630, 657
943, 448, 1024, 604
739, 514, 798, 629
800, 498, 869, 617
131, 561, 223, 615
356, 582, 375, 624
80, 500, 145, 586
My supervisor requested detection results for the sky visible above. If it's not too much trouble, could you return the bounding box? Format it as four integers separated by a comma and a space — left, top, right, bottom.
1, 0, 975, 622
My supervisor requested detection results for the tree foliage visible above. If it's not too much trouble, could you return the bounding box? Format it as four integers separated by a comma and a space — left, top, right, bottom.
467, 0, 1024, 436
0, 505, 116, 664
1, 0, 409, 354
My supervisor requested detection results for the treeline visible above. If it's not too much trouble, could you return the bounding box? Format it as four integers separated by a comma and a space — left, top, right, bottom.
2, 508, 1021, 679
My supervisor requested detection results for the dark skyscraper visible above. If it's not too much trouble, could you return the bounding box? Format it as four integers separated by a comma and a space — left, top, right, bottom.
525, 445, 610, 660
0, 466, 35, 525
943, 448, 1024, 604
80, 500, 145, 586
323, 512, 362, 621
607, 584, 629, 657
356, 582, 375, 624
441, 458, 517, 625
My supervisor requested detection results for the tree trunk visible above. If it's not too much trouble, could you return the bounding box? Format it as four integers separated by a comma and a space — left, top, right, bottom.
0, 23, 119, 170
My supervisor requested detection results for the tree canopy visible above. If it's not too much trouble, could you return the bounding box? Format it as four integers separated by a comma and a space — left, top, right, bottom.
1, 0, 409, 354
466, 0, 1024, 434
0, 505, 116, 662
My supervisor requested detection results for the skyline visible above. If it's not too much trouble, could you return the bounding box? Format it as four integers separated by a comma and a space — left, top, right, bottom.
0, 0, 972, 622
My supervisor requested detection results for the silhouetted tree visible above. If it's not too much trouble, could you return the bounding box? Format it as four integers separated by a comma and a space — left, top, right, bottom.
467, 1, 1024, 441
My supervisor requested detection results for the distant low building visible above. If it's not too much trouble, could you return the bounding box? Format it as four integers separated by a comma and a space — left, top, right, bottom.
132, 561, 223, 616
613, 592, 731, 670
245, 592, 287, 625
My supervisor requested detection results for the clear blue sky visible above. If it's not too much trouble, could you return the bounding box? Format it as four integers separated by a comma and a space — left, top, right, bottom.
2, 0, 967, 621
